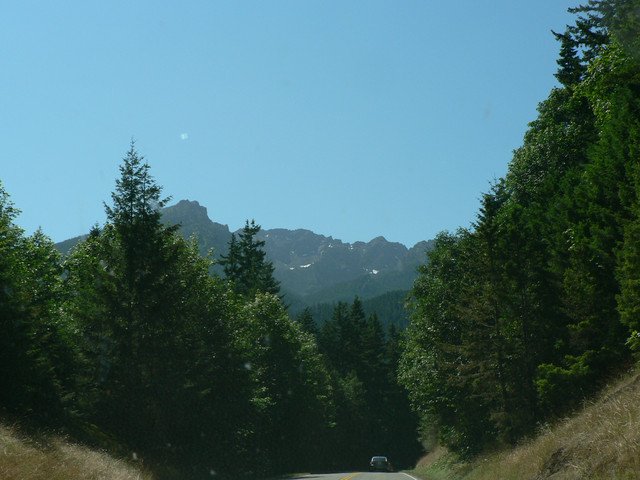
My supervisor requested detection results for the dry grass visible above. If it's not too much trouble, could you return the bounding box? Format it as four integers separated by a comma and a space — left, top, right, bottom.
410, 368, 640, 480
0, 422, 153, 480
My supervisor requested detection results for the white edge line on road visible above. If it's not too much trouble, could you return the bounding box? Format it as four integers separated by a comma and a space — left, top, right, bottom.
398, 472, 420, 480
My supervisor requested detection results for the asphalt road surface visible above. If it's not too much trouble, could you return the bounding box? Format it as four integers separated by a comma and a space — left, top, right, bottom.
287, 472, 420, 480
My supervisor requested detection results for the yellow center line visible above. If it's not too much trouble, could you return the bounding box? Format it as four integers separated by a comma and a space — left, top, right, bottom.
340, 473, 361, 480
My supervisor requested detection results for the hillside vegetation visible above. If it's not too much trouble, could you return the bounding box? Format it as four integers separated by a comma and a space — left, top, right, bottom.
399, 0, 640, 457
411, 367, 640, 479
0, 422, 152, 480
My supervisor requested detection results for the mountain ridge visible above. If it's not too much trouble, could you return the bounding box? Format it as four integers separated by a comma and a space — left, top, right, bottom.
56, 199, 433, 307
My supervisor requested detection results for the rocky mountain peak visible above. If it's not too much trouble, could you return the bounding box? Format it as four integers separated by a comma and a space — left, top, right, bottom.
166, 199, 215, 225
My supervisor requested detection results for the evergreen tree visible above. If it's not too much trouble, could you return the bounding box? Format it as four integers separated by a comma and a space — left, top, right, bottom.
221, 232, 242, 282
317, 301, 350, 374
0, 183, 72, 420
63, 143, 253, 476
220, 219, 280, 298
0, 186, 36, 413
295, 306, 318, 336
553, 3, 609, 87
90, 142, 180, 447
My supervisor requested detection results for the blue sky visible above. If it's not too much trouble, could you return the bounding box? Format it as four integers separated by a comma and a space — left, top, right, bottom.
2, 1, 578, 248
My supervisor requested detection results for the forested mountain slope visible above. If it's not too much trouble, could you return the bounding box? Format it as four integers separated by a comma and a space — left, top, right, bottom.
306, 290, 411, 332
399, 0, 640, 458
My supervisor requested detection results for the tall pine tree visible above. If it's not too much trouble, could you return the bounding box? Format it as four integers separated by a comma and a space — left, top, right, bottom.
220, 220, 280, 298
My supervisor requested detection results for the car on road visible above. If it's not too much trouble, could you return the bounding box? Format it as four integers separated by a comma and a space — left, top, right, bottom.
369, 456, 393, 472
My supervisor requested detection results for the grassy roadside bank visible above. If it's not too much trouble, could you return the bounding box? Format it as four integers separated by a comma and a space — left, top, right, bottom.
407, 367, 640, 480
0, 422, 152, 480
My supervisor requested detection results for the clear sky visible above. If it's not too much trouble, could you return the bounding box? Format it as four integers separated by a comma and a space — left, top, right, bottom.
2, 1, 579, 248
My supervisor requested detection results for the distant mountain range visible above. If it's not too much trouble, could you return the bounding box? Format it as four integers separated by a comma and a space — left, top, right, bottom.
56, 199, 433, 313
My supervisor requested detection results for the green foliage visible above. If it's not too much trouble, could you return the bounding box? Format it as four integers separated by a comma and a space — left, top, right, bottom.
400, 231, 496, 454
220, 219, 281, 298
400, 2, 640, 456
596, 0, 640, 62
0, 182, 75, 421
0, 142, 419, 477
295, 306, 318, 335
61, 143, 422, 477
300, 290, 410, 340
61, 145, 257, 477
536, 354, 592, 412
553, 2, 609, 87
318, 296, 422, 469
232, 293, 334, 475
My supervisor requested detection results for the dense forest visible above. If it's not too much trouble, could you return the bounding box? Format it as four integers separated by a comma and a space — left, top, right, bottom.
302, 290, 411, 333
399, 0, 640, 456
0, 143, 420, 478
2, 1, 640, 478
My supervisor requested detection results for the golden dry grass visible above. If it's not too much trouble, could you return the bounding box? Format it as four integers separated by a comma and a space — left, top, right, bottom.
411, 368, 640, 480
0, 423, 153, 480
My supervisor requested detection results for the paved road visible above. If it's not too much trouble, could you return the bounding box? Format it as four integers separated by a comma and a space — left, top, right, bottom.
287, 472, 420, 480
